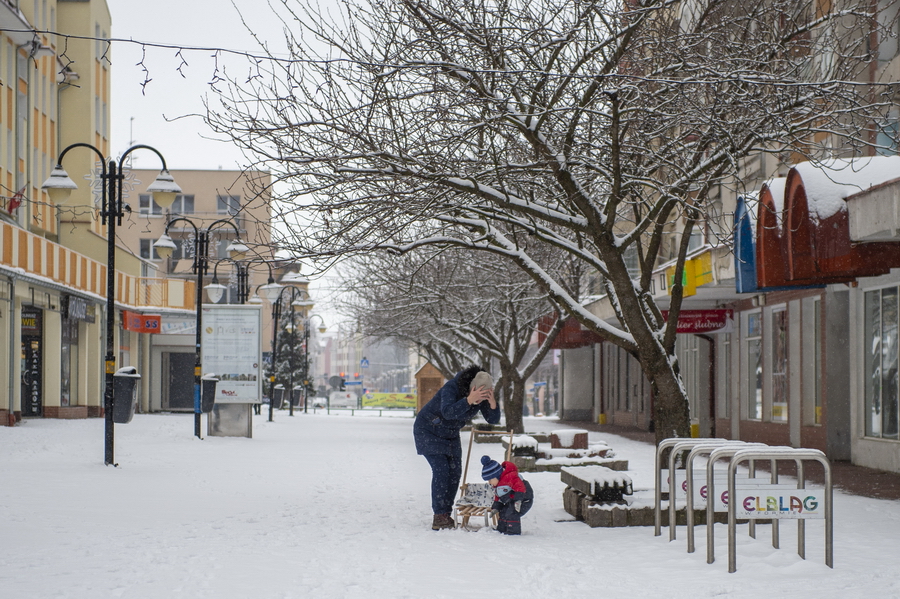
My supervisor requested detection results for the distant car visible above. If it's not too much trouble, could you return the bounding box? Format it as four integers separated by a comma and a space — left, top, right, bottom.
312, 396, 327, 408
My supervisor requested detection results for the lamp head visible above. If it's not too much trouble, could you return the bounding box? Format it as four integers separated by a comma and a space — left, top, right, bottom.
259, 281, 284, 303
152, 234, 177, 260
204, 282, 227, 304
226, 238, 249, 261
291, 296, 314, 312
41, 165, 78, 204
146, 170, 181, 209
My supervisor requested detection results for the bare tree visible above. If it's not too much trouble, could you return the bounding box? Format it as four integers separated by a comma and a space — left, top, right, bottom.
337, 248, 565, 432
209, 0, 898, 443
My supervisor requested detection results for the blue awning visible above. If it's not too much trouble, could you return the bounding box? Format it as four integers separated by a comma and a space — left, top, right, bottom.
733, 196, 758, 293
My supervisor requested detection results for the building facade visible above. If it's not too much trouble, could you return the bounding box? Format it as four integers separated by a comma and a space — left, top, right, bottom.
117, 168, 276, 412
547, 4, 900, 474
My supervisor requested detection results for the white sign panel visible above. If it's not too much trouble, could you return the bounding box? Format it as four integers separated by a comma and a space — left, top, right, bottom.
733, 484, 826, 519
201, 305, 262, 404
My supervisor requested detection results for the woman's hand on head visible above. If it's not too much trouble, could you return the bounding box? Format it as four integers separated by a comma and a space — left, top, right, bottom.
467, 385, 491, 405
486, 388, 496, 409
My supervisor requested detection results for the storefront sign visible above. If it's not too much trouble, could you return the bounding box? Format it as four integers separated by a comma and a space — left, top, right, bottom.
200, 306, 262, 404
661, 309, 733, 334
21, 307, 42, 335
63, 295, 96, 323
160, 315, 196, 335
123, 310, 161, 333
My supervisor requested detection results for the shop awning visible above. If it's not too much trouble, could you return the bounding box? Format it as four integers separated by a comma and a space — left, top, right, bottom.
783, 158, 900, 282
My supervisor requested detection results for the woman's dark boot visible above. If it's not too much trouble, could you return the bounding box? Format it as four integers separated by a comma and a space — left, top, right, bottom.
432, 513, 455, 530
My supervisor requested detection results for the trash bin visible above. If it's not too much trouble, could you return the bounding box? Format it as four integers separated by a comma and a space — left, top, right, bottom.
274, 384, 285, 408
291, 386, 303, 407
112, 366, 141, 424
201, 374, 219, 413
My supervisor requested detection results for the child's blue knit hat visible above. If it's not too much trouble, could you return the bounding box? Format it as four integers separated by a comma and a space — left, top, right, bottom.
481, 455, 503, 480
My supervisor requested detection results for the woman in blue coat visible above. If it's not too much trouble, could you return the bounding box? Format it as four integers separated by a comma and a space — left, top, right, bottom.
414, 365, 501, 530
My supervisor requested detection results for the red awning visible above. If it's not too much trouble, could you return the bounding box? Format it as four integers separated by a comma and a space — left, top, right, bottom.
537, 314, 604, 349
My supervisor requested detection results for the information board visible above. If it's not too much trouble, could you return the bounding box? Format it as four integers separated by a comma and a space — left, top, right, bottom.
201, 305, 263, 404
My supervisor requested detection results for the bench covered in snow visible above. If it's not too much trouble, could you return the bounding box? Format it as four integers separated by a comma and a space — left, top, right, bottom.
561, 466, 633, 503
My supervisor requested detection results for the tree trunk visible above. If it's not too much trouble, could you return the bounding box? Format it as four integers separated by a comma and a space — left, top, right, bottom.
640, 346, 692, 446
498, 363, 526, 434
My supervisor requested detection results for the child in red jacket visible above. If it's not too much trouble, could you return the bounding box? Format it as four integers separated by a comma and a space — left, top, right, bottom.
481, 455, 527, 535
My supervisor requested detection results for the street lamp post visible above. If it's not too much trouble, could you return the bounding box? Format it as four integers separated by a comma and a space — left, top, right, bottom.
206, 258, 251, 305
301, 314, 327, 413
42, 144, 181, 466
153, 218, 249, 439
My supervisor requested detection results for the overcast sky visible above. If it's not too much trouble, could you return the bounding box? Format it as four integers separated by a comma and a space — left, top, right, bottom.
108, 0, 288, 171
107, 1, 344, 319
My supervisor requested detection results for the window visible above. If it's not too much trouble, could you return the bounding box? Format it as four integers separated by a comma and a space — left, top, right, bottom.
864, 287, 900, 440
60, 317, 79, 408
718, 334, 732, 419
140, 239, 160, 260
217, 194, 241, 215
623, 245, 640, 281
176, 194, 194, 214
814, 300, 822, 424
139, 193, 194, 216
139, 194, 161, 216
876, 107, 899, 157
771, 309, 788, 422
746, 311, 763, 420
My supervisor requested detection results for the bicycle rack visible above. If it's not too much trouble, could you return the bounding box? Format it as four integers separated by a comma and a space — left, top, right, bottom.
726, 447, 832, 573
654, 438, 732, 539
684, 441, 766, 554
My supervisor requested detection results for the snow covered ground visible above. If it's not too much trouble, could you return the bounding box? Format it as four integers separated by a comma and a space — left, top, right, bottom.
2, 412, 899, 598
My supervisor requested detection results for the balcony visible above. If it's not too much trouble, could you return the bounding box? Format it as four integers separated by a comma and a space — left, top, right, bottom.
0, 222, 196, 311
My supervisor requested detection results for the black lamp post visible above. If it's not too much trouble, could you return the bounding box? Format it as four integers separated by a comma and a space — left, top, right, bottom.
42, 144, 181, 466
153, 218, 249, 439
206, 258, 251, 305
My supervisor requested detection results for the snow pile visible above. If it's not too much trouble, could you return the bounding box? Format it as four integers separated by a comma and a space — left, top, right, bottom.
561, 465, 633, 489
510, 434, 539, 450
551, 428, 587, 447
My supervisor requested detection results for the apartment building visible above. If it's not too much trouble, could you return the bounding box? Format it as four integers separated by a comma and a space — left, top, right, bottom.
119, 168, 278, 411
0, 0, 141, 422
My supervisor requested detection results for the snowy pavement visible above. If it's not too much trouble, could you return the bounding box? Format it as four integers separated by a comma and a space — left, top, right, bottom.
2, 413, 900, 598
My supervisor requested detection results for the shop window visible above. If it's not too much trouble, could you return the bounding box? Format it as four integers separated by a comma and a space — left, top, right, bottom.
745, 311, 763, 420
771, 309, 788, 422
718, 334, 732, 419
802, 297, 823, 425
864, 287, 900, 439
60, 317, 79, 408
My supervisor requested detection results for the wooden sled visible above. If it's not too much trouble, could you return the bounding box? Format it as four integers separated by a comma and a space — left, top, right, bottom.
453, 428, 513, 530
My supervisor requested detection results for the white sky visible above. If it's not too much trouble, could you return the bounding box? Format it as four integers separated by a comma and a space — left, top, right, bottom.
108, 0, 288, 170
5, 413, 900, 598
107, 1, 344, 315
